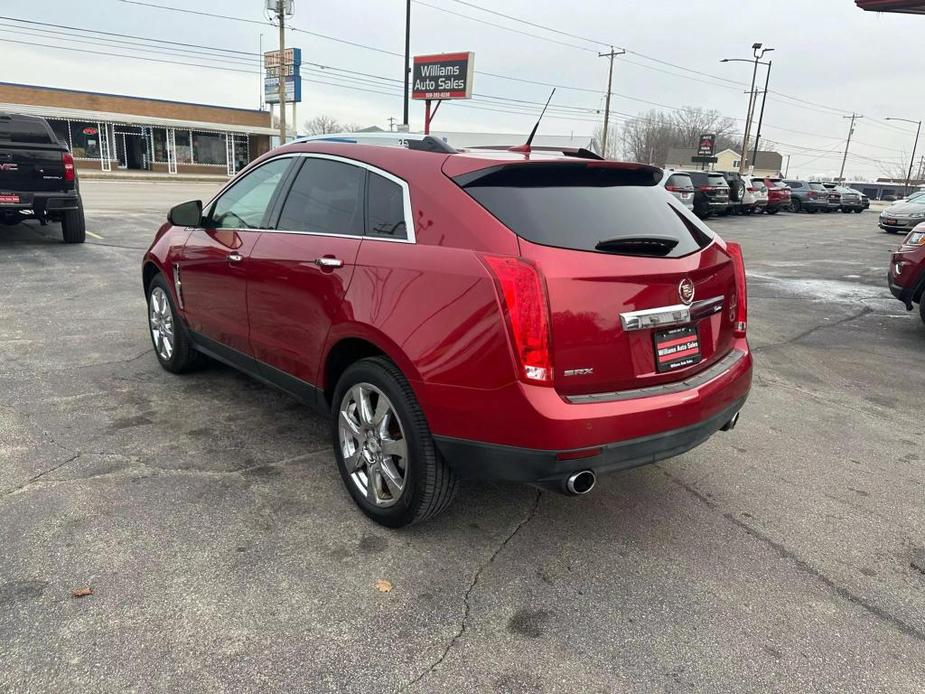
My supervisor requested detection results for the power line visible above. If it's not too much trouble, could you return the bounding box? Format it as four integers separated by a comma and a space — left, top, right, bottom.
0, 37, 259, 75
446, 0, 610, 47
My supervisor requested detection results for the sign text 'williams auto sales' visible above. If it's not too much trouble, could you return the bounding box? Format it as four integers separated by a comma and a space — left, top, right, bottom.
411, 52, 474, 100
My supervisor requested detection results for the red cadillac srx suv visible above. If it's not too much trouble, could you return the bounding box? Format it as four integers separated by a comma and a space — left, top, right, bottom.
142, 136, 752, 527
888, 221, 925, 323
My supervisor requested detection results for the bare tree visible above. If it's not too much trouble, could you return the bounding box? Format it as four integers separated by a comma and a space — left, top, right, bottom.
621, 109, 675, 164
303, 115, 343, 135
621, 107, 742, 165
591, 124, 620, 159
670, 107, 738, 152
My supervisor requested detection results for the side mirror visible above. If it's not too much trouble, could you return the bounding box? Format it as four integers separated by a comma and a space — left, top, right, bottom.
168, 200, 203, 227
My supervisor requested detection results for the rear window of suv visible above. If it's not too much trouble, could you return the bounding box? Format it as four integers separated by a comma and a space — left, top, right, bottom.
456, 163, 714, 258
666, 173, 694, 190
0, 116, 55, 145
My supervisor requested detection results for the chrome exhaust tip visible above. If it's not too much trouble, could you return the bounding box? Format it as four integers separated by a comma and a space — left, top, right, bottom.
721, 411, 741, 432
564, 470, 596, 496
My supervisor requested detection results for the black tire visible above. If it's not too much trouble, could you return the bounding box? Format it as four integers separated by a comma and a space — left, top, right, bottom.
61, 197, 86, 243
790, 199, 801, 213
808, 208, 817, 214
146, 274, 201, 373
854, 208, 863, 213
766, 208, 779, 215
331, 357, 458, 528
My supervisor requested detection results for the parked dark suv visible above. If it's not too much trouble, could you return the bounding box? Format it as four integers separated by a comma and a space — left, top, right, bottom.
682, 170, 730, 218
785, 180, 828, 213
0, 113, 85, 242
142, 136, 752, 526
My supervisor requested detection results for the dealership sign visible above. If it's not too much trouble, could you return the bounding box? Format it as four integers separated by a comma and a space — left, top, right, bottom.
412, 52, 474, 100
264, 47, 302, 104
697, 133, 716, 157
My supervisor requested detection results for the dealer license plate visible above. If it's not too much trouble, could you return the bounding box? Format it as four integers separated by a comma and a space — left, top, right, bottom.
654, 326, 702, 373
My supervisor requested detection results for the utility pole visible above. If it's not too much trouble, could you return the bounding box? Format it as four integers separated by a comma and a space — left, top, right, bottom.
784, 153, 791, 177
598, 46, 625, 158
403, 0, 411, 128
838, 113, 862, 182
272, 0, 289, 144
388, 117, 396, 132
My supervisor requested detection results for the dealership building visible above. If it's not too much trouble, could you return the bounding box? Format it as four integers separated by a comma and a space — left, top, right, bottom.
0, 82, 274, 176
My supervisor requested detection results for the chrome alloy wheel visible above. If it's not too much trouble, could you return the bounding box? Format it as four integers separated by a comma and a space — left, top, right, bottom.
149, 286, 175, 362
338, 383, 408, 507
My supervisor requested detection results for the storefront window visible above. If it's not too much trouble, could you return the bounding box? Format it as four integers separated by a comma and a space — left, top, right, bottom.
175, 130, 192, 164
70, 121, 102, 159
233, 134, 249, 173
192, 132, 226, 165
152, 127, 168, 162
48, 119, 70, 148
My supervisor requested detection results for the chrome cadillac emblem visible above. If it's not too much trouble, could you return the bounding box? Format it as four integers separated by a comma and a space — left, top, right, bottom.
678, 278, 695, 306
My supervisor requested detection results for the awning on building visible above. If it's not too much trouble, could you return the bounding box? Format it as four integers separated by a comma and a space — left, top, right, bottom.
856, 0, 925, 13
0, 101, 277, 136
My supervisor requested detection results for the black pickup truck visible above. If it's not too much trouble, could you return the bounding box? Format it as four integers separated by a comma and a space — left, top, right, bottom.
0, 113, 85, 243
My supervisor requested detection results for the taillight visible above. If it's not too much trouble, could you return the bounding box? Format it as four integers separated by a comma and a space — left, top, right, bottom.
807, 191, 817, 199
697, 185, 711, 192
665, 184, 678, 192
62, 152, 75, 182
746, 187, 756, 192
726, 242, 748, 338
482, 255, 553, 385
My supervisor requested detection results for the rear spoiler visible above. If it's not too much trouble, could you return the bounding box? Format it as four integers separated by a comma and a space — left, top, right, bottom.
468, 145, 604, 160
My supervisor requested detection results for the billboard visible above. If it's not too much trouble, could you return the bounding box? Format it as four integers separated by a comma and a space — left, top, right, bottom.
411, 52, 474, 100
264, 47, 302, 104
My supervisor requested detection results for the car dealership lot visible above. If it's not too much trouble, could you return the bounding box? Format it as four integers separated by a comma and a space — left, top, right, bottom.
2, 182, 923, 692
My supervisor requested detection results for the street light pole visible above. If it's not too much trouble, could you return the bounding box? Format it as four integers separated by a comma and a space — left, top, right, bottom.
751, 59, 772, 166
885, 117, 922, 195
722, 44, 773, 175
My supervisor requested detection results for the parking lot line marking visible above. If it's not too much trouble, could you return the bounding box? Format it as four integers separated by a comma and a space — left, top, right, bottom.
86, 230, 104, 239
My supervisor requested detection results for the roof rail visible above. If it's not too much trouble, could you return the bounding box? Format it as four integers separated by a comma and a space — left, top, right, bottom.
292, 131, 455, 153
468, 145, 603, 160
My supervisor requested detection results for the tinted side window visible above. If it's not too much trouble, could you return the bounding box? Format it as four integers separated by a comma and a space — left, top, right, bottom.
367, 173, 407, 240
209, 158, 291, 229
277, 159, 365, 236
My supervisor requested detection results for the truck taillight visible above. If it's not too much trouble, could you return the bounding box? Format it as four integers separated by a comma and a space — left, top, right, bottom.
62, 152, 75, 182
726, 242, 748, 337
482, 255, 553, 385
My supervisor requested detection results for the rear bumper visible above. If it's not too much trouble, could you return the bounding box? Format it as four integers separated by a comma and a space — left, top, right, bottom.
435, 397, 745, 483
0, 190, 79, 214
422, 343, 753, 483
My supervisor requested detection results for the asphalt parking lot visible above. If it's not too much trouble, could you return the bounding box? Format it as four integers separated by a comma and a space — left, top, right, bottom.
2, 181, 923, 692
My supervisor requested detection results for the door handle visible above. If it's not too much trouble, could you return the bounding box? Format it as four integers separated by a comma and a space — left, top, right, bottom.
313, 256, 344, 269
227, 252, 243, 263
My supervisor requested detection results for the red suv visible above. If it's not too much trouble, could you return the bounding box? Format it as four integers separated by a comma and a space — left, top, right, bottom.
142, 137, 753, 527
761, 177, 791, 214
888, 222, 925, 323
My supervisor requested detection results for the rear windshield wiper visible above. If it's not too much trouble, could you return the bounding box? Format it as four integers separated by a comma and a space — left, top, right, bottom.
594, 236, 679, 257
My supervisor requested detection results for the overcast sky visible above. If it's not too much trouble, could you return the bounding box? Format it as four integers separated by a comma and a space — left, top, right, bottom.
2, 0, 922, 179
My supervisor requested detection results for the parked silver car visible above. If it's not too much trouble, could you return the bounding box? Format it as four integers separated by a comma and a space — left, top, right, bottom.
659, 169, 695, 211
834, 186, 864, 213
879, 195, 925, 233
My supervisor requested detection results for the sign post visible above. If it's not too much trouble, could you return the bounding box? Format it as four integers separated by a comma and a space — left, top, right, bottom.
411, 52, 474, 134
265, 47, 301, 142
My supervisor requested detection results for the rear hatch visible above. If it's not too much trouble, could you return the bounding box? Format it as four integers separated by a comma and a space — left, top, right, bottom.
454, 161, 739, 396
664, 172, 694, 203
0, 115, 67, 192
766, 178, 790, 202
688, 171, 729, 204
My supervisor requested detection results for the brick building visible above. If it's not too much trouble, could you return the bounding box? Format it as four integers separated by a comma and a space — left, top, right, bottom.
0, 82, 274, 176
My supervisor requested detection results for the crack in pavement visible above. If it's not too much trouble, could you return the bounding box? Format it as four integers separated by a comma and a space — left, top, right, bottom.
658, 467, 925, 644
397, 490, 543, 693
752, 306, 872, 354
1, 453, 81, 498
0, 348, 154, 378
0, 451, 325, 499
